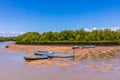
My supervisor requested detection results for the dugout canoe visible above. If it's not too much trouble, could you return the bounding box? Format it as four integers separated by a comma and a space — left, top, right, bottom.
82, 45, 95, 48
33, 50, 55, 55
24, 55, 48, 60
47, 53, 75, 58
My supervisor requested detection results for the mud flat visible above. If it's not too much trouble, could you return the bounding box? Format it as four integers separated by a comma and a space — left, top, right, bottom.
2, 44, 120, 69
1, 42, 120, 80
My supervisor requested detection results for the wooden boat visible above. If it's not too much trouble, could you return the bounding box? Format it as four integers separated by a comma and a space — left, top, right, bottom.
72, 46, 79, 49
33, 50, 48, 53
24, 55, 48, 60
47, 53, 75, 58
33, 50, 74, 58
82, 45, 95, 48
33, 50, 55, 55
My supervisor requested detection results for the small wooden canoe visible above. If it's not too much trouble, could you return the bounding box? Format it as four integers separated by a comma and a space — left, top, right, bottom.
82, 45, 95, 48
47, 53, 75, 58
72, 46, 79, 49
33, 50, 55, 55
24, 55, 48, 60
33, 50, 48, 53
33, 50, 74, 58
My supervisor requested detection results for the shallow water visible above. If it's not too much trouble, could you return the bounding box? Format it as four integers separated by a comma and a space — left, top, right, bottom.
0, 41, 120, 80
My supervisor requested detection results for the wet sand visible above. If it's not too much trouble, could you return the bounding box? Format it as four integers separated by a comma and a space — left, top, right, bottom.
2, 43, 120, 71
1, 41, 120, 80
4, 44, 120, 58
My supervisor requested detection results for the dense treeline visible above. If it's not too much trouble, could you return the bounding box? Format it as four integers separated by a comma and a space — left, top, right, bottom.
0, 37, 15, 42
16, 28, 120, 45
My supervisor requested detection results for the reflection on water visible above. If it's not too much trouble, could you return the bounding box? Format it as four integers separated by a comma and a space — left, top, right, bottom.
0, 41, 15, 48
0, 41, 120, 80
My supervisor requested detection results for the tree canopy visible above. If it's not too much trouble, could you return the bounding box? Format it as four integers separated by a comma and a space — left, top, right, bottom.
15, 29, 120, 45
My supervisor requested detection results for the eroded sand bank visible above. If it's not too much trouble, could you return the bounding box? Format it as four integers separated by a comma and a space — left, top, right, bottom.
2, 44, 120, 72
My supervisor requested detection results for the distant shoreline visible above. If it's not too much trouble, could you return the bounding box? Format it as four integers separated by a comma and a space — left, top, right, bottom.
15, 41, 120, 46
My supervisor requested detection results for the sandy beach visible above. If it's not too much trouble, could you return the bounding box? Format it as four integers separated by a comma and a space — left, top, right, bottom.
2, 44, 120, 70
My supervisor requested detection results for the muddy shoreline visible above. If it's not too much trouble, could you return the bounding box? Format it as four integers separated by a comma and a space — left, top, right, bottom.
2, 43, 120, 69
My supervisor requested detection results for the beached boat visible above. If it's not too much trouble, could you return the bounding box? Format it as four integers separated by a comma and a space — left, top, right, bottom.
33, 50, 74, 58
33, 50, 48, 53
82, 45, 95, 48
23, 55, 48, 60
33, 50, 55, 55
72, 46, 79, 49
47, 53, 75, 58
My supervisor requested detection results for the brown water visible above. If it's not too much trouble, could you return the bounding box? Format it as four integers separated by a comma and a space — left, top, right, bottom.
0, 41, 120, 80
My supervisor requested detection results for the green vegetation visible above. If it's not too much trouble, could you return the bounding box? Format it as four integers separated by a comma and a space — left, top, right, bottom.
16, 28, 120, 45
0, 37, 15, 42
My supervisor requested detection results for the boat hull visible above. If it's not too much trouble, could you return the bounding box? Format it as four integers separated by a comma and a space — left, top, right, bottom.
24, 55, 48, 60
82, 45, 95, 48
33, 50, 74, 58
48, 53, 75, 58
33, 50, 55, 55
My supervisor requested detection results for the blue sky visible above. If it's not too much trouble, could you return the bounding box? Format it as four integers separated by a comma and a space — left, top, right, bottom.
0, 0, 120, 36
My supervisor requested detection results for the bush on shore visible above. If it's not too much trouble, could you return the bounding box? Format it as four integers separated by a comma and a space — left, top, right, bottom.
0, 37, 15, 42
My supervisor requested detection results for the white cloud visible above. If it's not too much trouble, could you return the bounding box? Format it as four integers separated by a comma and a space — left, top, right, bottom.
0, 31, 24, 37
84, 26, 120, 31
84, 27, 97, 31
101, 26, 120, 31
84, 28, 90, 31
92, 27, 97, 30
